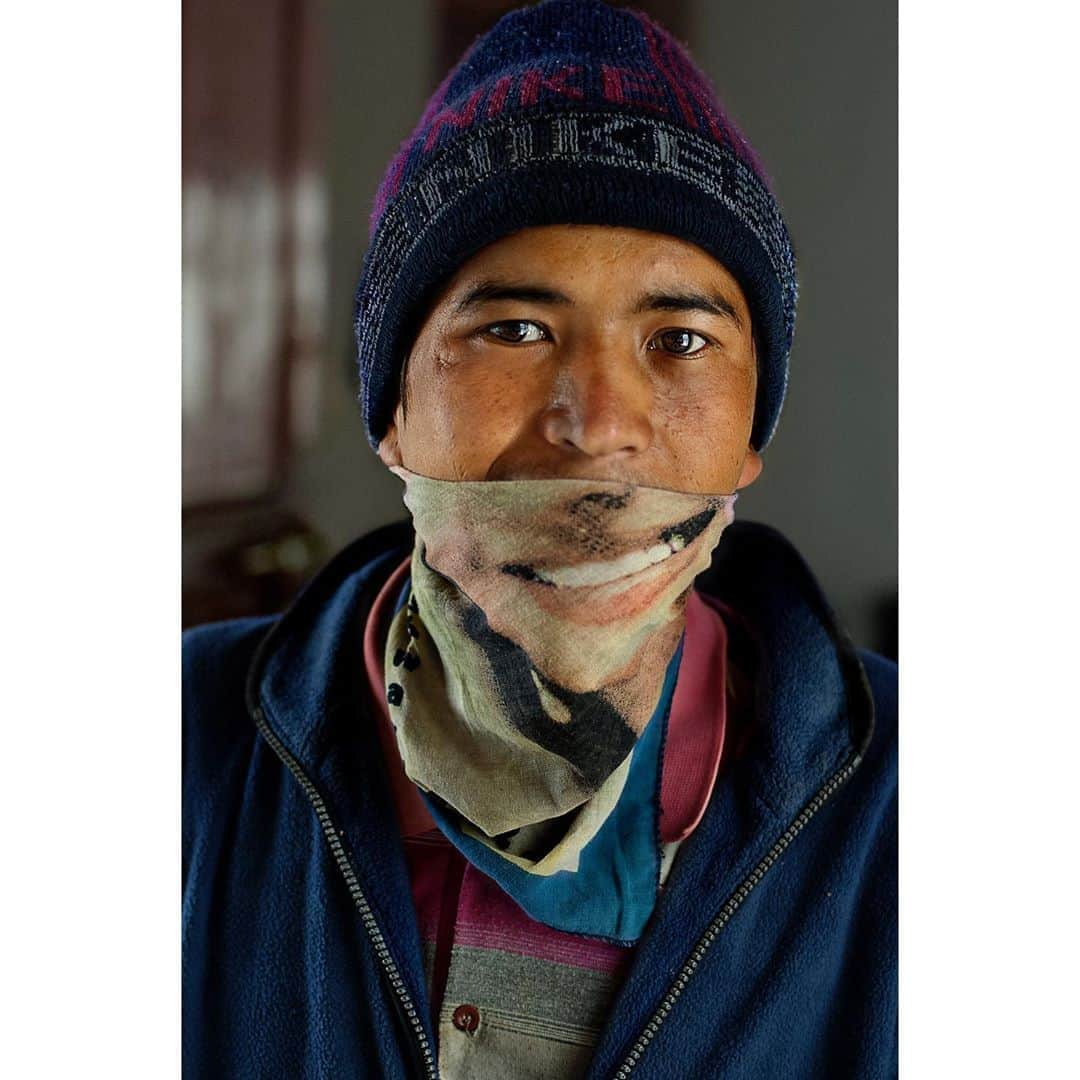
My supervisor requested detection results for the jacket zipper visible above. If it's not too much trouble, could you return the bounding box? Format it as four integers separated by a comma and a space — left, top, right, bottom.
252, 705, 438, 1080
610, 753, 864, 1079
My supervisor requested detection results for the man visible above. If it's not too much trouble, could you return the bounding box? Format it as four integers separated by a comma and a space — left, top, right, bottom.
183, 2, 897, 1077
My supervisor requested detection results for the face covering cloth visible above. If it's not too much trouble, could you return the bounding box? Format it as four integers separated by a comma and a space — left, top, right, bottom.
384, 465, 735, 941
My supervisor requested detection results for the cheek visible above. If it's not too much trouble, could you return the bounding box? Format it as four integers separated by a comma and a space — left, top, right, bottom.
654, 362, 756, 489
443, 357, 538, 438
401, 346, 542, 477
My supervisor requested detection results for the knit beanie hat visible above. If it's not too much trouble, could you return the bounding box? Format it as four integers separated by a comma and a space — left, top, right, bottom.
354, 0, 797, 452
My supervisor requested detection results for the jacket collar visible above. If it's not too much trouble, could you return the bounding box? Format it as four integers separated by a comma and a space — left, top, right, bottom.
243, 517, 875, 1064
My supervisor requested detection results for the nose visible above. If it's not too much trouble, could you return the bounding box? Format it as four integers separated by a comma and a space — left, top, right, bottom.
539, 347, 654, 460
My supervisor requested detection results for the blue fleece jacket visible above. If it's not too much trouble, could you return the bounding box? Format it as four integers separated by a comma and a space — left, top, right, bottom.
182, 519, 897, 1079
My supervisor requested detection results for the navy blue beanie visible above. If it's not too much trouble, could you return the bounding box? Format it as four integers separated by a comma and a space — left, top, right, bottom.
354, 0, 798, 452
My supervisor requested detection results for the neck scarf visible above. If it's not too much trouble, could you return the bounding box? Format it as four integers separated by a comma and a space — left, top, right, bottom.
384, 466, 735, 938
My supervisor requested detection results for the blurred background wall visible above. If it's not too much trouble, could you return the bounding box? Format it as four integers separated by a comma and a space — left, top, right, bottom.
182, 0, 897, 658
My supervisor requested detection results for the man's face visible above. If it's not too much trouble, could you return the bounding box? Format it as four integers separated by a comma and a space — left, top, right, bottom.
378, 224, 763, 495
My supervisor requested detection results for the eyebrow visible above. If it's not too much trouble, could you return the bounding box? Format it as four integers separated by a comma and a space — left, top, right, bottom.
452, 279, 745, 332
453, 280, 573, 312
631, 290, 745, 331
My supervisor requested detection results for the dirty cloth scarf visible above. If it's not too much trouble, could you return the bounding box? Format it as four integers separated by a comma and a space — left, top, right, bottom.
384, 466, 735, 940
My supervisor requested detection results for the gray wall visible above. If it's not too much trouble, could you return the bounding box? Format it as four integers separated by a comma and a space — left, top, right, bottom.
693, 1, 898, 650
284, 0, 434, 540
285, 0, 897, 652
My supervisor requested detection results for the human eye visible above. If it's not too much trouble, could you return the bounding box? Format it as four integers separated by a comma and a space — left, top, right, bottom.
483, 320, 549, 344
647, 328, 713, 357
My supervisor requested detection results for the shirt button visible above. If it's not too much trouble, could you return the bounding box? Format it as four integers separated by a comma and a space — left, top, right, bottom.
451, 1003, 481, 1034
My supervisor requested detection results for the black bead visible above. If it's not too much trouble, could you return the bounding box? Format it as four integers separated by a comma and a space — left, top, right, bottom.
405, 622, 419, 639
403, 652, 421, 671
387, 683, 404, 706
392, 647, 407, 667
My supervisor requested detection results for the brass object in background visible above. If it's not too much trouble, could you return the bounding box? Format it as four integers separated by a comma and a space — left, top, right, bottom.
182, 501, 329, 628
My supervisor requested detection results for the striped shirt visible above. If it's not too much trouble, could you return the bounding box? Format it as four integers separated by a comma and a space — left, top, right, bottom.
364, 556, 729, 1078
